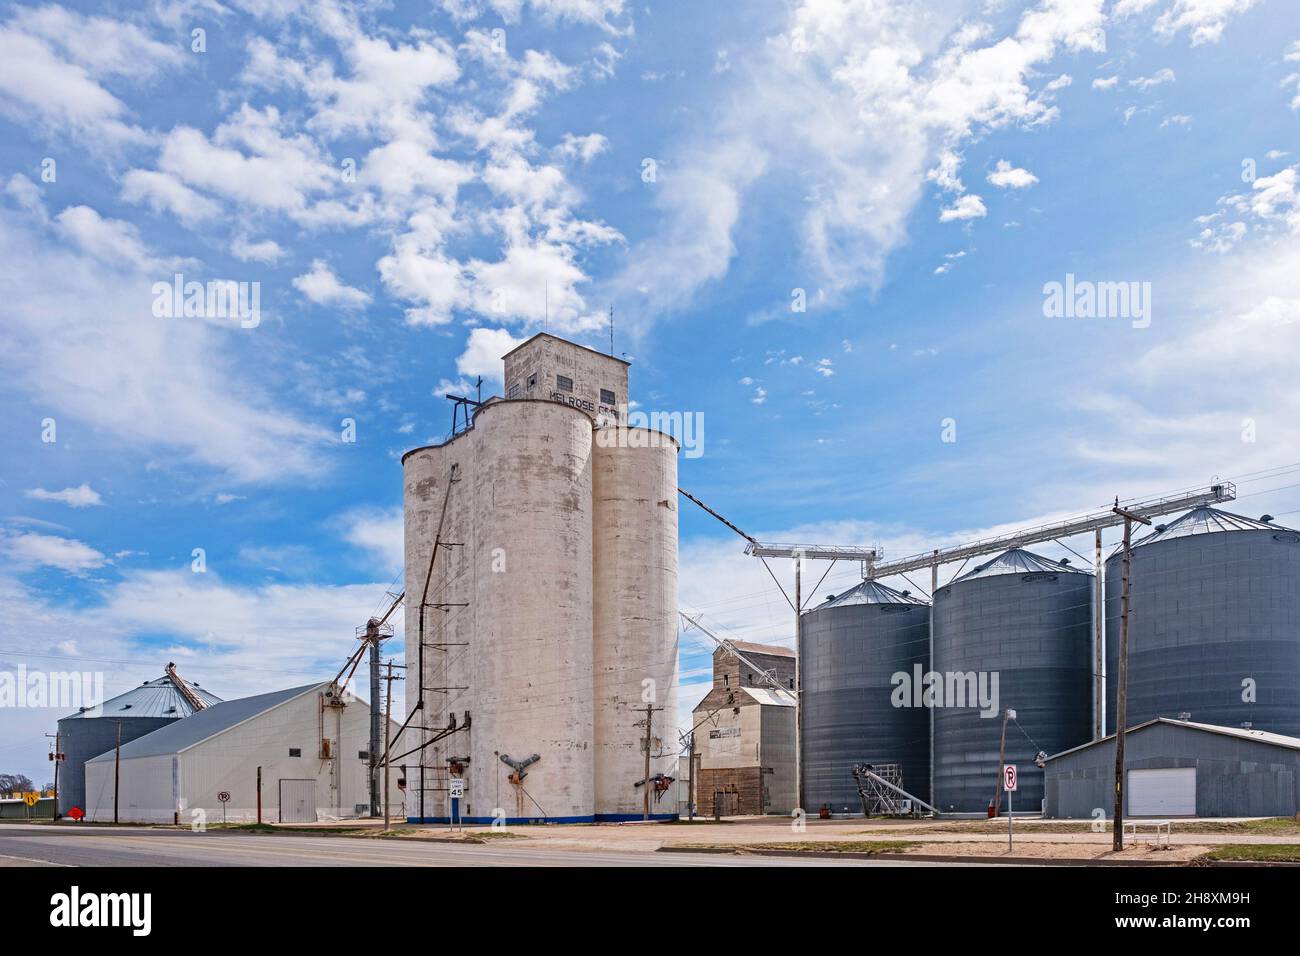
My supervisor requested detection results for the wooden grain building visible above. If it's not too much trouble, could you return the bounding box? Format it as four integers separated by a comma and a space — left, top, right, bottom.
689, 643, 796, 816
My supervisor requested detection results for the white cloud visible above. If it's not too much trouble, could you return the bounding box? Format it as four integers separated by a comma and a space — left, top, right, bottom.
1129, 67, 1176, 90
471, 0, 629, 33
1092, 75, 1119, 90
3, 532, 105, 573
1114, 1, 1255, 45
54, 205, 166, 270
230, 236, 285, 264
0, 7, 180, 146
556, 132, 609, 163
24, 484, 103, 508
292, 260, 372, 310
1155, 0, 1257, 46
1160, 113, 1192, 128
121, 170, 220, 223
363, 140, 473, 201
0, 201, 329, 484
456, 327, 526, 384
337, 507, 404, 575
155, 105, 339, 217
987, 159, 1038, 189
613, 0, 1105, 322
939, 193, 988, 222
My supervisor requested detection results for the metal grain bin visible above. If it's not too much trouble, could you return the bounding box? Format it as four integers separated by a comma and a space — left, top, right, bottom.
801, 580, 931, 812
932, 549, 1093, 814
1105, 507, 1300, 736
57, 673, 220, 816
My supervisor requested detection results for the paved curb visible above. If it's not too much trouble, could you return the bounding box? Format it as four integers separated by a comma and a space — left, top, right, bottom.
657, 845, 1187, 866
1203, 859, 1300, 868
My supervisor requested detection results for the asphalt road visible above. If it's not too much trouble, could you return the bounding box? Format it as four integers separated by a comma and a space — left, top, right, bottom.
0, 825, 971, 867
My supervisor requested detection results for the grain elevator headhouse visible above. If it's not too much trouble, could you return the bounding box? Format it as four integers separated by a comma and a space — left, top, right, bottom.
503, 333, 629, 424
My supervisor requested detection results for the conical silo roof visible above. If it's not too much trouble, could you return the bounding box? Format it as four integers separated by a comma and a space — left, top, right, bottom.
816, 579, 929, 608
1133, 505, 1292, 548
951, 547, 1087, 583
62, 673, 221, 720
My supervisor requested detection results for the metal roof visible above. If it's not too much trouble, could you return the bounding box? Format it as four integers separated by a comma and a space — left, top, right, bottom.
741, 687, 795, 707
725, 641, 795, 658
63, 674, 222, 721
1133, 506, 1291, 548
816, 579, 929, 608
950, 547, 1088, 583
1047, 718, 1300, 762
86, 683, 325, 761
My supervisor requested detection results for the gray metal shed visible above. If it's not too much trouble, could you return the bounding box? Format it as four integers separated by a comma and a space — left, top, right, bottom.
1044, 718, 1300, 819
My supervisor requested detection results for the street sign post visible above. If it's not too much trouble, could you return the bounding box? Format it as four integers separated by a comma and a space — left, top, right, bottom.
449, 778, 464, 831
1003, 765, 1018, 851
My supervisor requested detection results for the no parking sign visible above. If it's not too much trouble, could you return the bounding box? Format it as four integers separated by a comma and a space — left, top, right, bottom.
1003, 765, 1018, 792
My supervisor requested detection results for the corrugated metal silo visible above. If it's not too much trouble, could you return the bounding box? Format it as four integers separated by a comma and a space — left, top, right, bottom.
932, 549, 1093, 814
57, 673, 220, 815
1105, 507, 1300, 736
591, 426, 679, 819
800, 580, 931, 813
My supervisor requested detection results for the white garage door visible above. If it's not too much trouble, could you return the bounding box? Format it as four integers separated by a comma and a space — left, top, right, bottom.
279, 779, 316, 823
1129, 768, 1196, 817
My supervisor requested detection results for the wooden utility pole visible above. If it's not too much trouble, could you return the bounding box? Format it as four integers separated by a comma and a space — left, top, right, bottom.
638, 704, 664, 821
113, 721, 121, 824
46, 732, 61, 820
1112, 503, 1151, 851
686, 731, 696, 821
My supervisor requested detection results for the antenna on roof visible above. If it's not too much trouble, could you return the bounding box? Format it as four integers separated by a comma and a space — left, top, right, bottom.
609, 304, 614, 355
544, 281, 549, 333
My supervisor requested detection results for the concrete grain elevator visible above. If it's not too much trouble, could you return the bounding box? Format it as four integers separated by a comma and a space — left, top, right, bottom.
402, 333, 679, 822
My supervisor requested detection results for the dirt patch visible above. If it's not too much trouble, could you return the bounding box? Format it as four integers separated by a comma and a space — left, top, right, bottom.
677, 840, 918, 855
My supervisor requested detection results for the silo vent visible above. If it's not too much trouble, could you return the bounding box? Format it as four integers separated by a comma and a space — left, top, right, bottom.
1059, 558, 1071, 566
1260, 514, 1273, 523
1154, 524, 1167, 533
825, 594, 836, 603
901, 590, 911, 597
1177, 711, 1192, 721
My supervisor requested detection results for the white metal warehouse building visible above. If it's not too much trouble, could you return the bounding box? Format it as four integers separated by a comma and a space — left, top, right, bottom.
85, 682, 402, 824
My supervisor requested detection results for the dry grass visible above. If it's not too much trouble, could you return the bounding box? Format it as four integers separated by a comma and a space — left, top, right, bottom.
1201, 844, 1300, 863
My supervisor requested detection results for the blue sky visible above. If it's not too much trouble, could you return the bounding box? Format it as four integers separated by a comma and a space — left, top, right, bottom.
2, 0, 1299, 783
